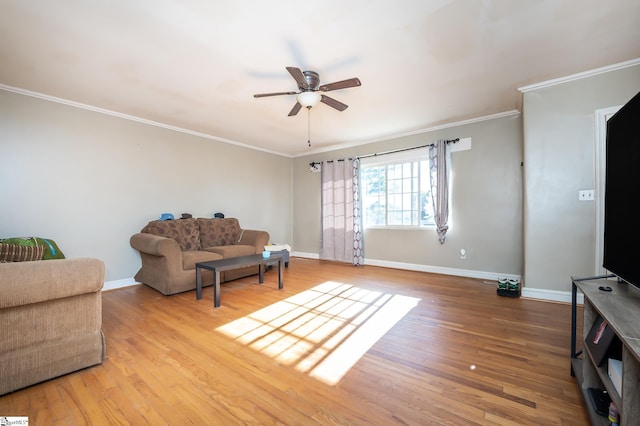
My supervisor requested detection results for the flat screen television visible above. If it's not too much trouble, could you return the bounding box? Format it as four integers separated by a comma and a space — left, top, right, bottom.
603, 90, 640, 291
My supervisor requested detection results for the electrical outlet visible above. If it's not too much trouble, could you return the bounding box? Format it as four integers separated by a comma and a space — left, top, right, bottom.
460, 249, 466, 260
579, 190, 594, 201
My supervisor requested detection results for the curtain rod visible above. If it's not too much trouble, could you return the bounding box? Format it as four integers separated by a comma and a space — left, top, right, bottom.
309, 138, 459, 167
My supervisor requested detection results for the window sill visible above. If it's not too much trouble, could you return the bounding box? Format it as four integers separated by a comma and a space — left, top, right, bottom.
364, 225, 435, 231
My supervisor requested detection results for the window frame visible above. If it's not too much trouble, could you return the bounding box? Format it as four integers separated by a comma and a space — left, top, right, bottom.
360, 150, 436, 230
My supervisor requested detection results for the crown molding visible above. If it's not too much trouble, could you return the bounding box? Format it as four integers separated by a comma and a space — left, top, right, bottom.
293, 110, 521, 158
518, 58, 640, 93
0, 84, 291, 158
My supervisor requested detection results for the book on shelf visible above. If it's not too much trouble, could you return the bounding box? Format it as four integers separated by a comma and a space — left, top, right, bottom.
585, 316, 616, 366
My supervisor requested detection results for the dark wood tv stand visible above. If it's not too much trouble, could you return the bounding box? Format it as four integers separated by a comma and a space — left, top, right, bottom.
571, 276, 640, 425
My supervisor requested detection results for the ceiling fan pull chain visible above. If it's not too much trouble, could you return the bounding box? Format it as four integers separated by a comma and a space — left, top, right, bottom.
307, 106, 311, 147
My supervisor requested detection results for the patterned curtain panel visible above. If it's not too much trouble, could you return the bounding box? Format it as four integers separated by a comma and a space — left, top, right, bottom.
352, 159, 364, 265
320, 159, 364, 265
429, 140, 450, 244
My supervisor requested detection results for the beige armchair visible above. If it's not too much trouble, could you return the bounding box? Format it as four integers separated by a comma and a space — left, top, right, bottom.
0, 258, 106, 395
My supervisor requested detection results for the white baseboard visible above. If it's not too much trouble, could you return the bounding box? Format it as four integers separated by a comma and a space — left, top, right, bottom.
291, 252, 520, 282
103, 277, 140, 291
291, 252, 579, 304
363, 258, 522, 282
114, 254, 579, 304
521, 287, 583, 304
291, 251, 319, 259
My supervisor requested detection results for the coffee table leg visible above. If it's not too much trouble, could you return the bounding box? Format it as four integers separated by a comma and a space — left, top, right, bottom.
259, 264, 264, 284
278, 258, 283, 289
214, 269, 221, 308
196, 267, 202, 300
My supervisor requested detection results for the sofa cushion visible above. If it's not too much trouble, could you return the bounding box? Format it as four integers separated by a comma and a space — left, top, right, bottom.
182, 250, 223, 271
204, 244, 256, 258
198, 218, 241, 248
142, 218, 201, 251
0, 243, 45, 262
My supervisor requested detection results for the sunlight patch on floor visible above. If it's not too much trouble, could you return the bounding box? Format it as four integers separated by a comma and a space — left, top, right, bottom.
216, 281, 420, 385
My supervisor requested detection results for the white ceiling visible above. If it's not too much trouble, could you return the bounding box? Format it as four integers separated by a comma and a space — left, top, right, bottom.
1, 1, 639, 157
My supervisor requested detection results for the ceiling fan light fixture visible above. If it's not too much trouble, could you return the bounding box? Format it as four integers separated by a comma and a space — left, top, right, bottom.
297, 91, 321, 108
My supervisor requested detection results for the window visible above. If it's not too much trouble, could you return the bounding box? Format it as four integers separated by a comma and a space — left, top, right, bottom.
361, 157, 435, 228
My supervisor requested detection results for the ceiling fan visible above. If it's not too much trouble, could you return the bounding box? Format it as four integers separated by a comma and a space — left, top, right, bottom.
253, 67, 361, 116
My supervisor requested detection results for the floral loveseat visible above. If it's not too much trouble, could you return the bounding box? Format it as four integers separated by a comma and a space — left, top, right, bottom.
130, 217, 269, 295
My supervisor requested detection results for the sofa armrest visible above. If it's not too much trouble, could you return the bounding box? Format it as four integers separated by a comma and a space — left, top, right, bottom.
237, 229, 270, 254
0, 258, 105, 309
130, 233, 182, 258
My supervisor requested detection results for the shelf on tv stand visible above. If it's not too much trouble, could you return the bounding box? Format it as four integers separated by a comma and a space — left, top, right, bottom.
571, 277, 640, 425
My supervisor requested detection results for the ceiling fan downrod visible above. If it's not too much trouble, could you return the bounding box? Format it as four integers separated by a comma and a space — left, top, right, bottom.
307, 106, 312, 147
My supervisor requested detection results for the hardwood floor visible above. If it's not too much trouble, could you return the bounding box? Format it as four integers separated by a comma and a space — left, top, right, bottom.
0, 258, 588, 425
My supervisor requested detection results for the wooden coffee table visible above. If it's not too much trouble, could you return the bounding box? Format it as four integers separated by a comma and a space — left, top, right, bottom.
195, 254, 284, 308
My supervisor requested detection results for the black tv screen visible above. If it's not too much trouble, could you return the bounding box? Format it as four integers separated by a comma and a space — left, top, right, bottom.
603, 91, 640, 289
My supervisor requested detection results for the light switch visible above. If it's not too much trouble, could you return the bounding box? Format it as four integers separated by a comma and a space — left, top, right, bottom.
578, 190, 594, 201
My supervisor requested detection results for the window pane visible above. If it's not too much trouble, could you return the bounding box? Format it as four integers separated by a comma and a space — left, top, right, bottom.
403, 193, 411, 209
369, 211, 384, 226
403, 211, 412, 225
388, 211, 402, 225
388, 164, 401, 179
389, 194, 402, 210
361, 159, 440, 228
403, 177, 412, 193
420, 192, 433, 225
388, 179, 401, 194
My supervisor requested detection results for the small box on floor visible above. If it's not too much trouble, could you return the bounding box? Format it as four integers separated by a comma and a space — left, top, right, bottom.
497, 278, 520, 297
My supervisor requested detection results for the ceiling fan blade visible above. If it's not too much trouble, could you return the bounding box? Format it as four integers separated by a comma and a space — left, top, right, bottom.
253, 91, 297, 98
288, 102, 302, 116
286, 67, 309, 90
320, 95, 348, 111
319, 77, 361, 92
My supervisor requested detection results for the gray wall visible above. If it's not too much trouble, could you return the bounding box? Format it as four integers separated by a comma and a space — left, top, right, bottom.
522, 64, 640, 292
292, 113, 524, 278
0, 90, 292, 282
4, 62, 637, 294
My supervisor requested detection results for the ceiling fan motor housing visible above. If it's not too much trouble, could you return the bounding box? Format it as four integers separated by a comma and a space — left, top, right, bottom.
302, 71, 320, 91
